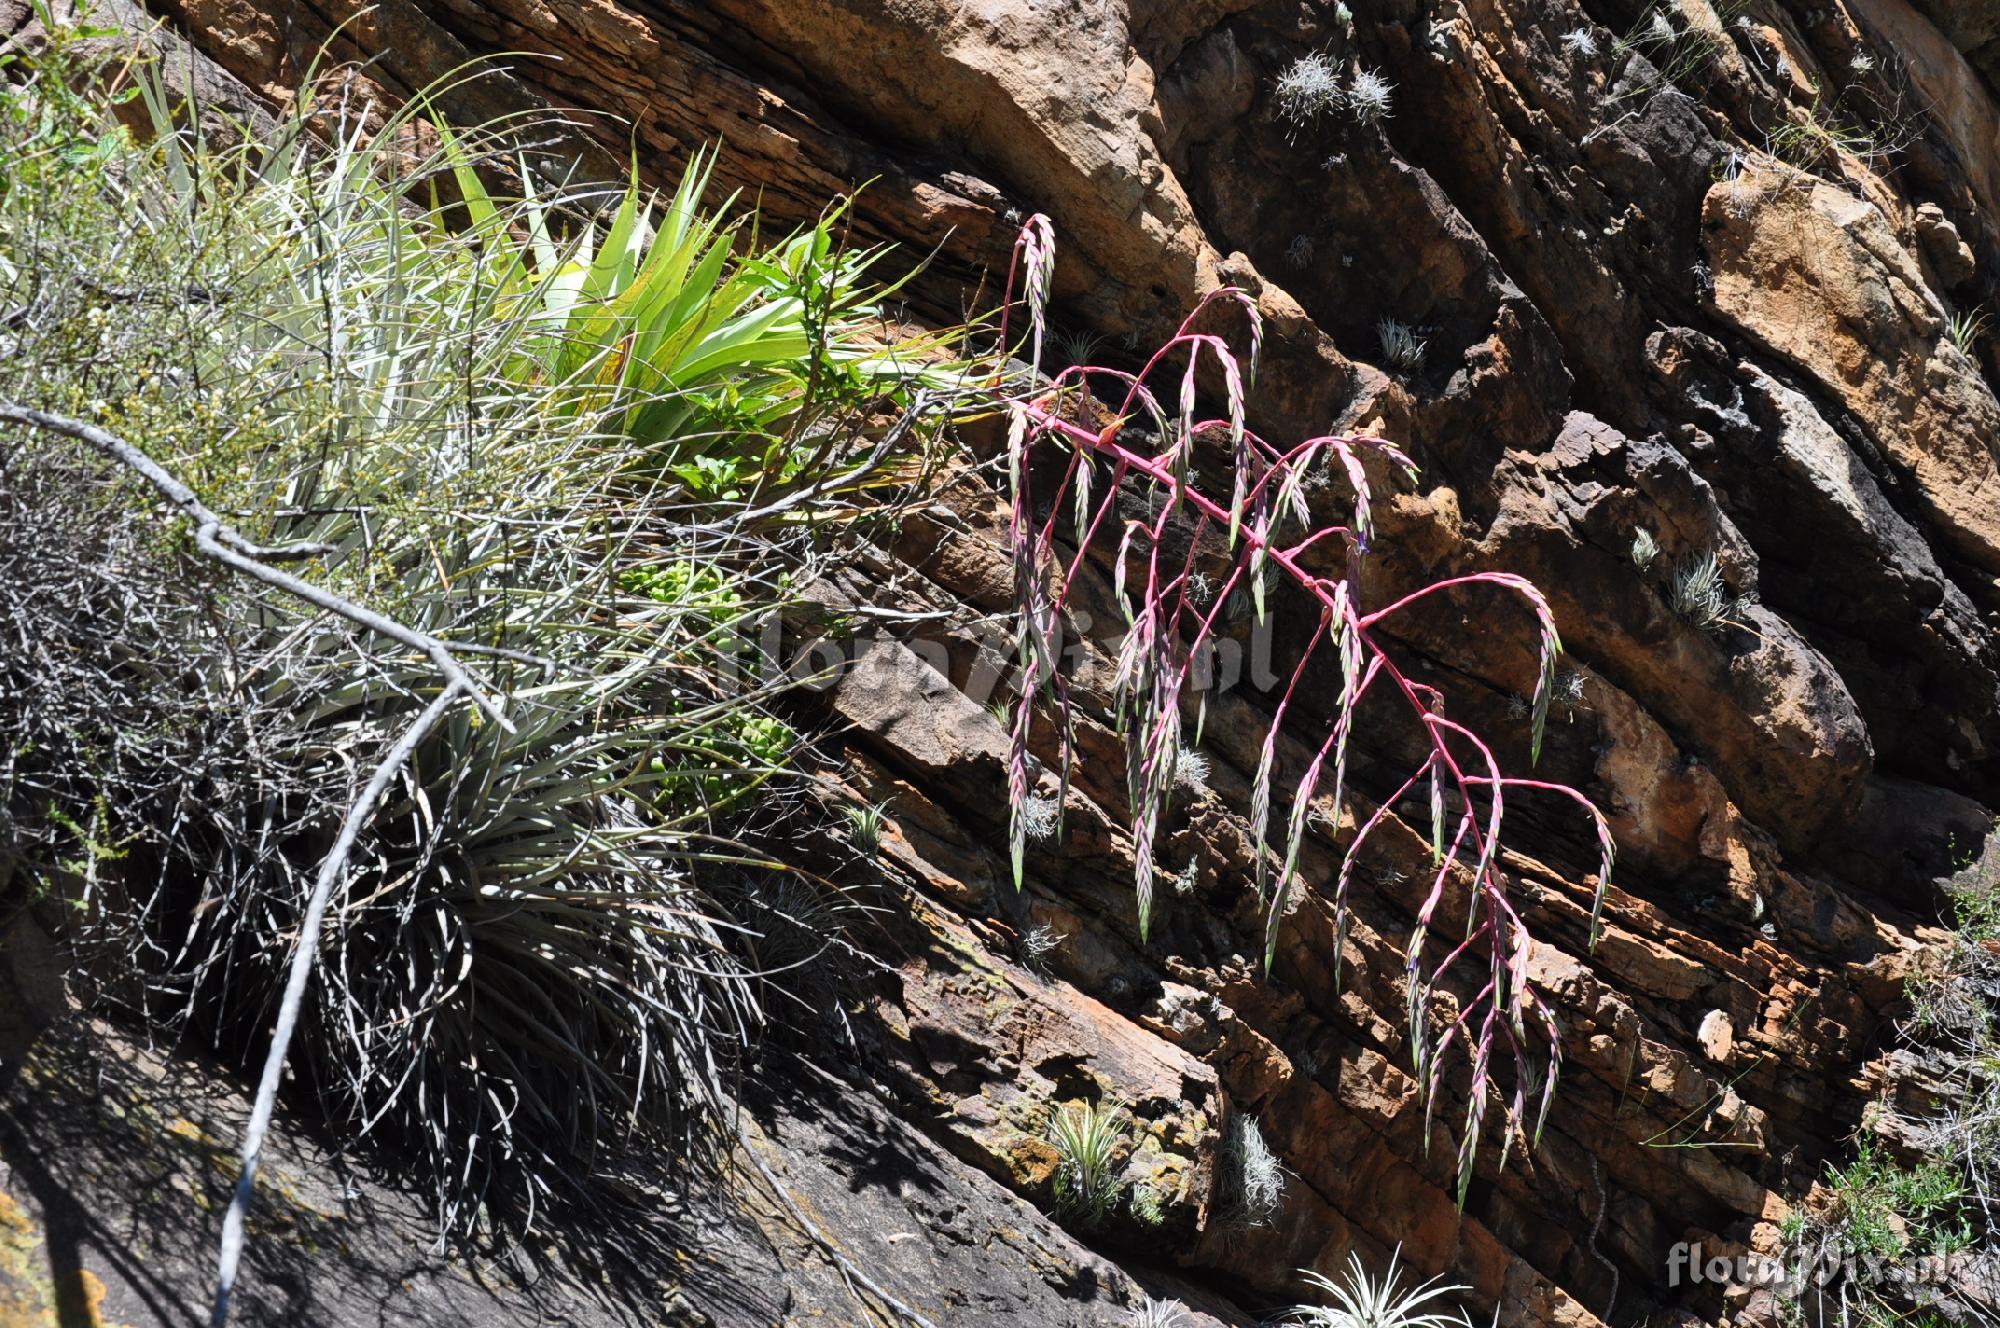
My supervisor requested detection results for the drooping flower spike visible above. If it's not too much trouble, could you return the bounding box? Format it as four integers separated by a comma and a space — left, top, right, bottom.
996, 217, 1609, 1204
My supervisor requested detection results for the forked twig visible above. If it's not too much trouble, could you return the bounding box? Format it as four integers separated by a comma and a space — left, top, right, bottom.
210, 680, 466, 1327
0, 404, 512, 1324
0, 404, 515, 729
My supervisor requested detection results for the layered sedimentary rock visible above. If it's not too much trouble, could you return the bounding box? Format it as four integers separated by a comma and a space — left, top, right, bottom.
13, 0, 2000, 1324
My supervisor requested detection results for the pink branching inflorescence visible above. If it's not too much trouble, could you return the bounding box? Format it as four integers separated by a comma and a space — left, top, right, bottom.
993, 217, 1614, 1204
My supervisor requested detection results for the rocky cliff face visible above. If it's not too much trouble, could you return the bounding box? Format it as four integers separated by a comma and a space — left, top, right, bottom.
22, 0, 2000, 1324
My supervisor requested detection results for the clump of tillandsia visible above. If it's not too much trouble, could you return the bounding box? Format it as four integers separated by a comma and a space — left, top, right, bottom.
994, 215, 1614, 1203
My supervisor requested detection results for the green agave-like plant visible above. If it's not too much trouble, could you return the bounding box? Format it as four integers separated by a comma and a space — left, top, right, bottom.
437, 132, 947, 498
1045, 1096, 1131, 1228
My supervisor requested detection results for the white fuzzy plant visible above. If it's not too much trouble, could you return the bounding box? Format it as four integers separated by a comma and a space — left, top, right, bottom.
1284, 1247, 1480, 1328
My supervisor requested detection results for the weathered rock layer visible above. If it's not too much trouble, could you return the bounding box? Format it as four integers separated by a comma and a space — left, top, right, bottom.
17, 0, 2000, 1323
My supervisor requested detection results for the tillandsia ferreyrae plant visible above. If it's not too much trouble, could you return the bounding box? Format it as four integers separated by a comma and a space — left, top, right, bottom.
994, 216, 1614, 1202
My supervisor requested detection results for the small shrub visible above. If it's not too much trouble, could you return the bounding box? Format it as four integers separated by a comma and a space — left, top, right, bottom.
1, 31, 939, 1237
1046, 1097, 1131, 1227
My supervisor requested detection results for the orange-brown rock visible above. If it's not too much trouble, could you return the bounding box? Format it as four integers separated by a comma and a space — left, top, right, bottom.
9, 0, 2000, 1324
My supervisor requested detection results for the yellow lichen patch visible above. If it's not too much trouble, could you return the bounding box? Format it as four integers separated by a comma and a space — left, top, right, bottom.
0, 1194, 130, 1328
1004, 1135, 1060, 1189
166, 1118, 212, 1146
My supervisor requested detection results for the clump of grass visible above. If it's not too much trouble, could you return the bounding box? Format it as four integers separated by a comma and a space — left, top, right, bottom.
1282, 1247, 1476, 1327
1046, 1097, 1131, 1227
1378, 317, 1427, 371
1945, 308, 1989, 358
1767, 95, 1881, 171
1275, 52, 1344, 130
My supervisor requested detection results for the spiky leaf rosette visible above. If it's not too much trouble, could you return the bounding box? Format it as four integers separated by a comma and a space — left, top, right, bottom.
994, 216, 1613, 1204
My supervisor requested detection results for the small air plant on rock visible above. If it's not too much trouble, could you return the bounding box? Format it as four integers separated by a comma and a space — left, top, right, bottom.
1046, 1097, 1131, 1227
996, 215, 1613, 1204
1275, 52, 1344, 131
1282, 1247, 1477, 1328
1021, 791, 1063, 841
1630, 526, 1659, 572
1125, 1296, 1191, 1328
1019, 922, 1063, 968
841, 799, 891, 852
1174, 747, 1212, 793
1670, 549, 1745, 634
1286, 233, 1316, 270
1377, 317, 1428, 372
1561, 28, 1600, 58
1220, 1113, 1288, 1228
1347, 67, 1396, 124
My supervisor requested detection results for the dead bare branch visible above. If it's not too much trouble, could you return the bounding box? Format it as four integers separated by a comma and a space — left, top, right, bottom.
0, 403, 520, 1327
0, 403, 516, 730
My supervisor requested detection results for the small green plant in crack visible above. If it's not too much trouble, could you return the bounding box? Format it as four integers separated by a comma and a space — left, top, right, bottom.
1046, 1096, 1131, 1228
1794, 1135, 1973, 1269
841, 799, 891, 853
1377, 317, 1427, 372
1945, 308, 1990, 359
1128, 1181, 1168, 1229
1669, 550, 1753, 635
